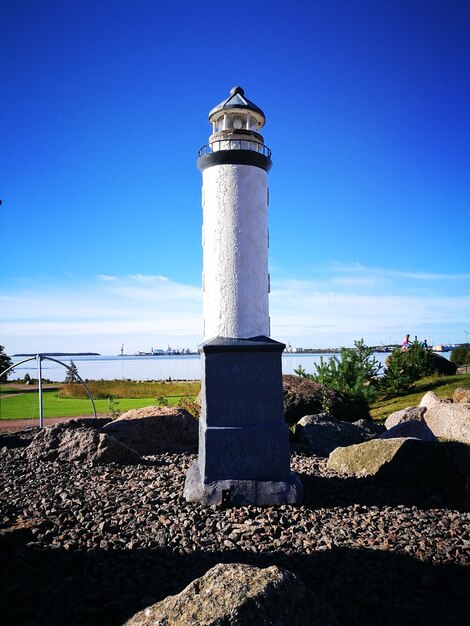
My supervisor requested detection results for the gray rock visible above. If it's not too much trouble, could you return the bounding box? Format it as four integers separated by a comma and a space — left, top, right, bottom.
429, 352, 457, 375
102, 406, 198, 454
385, 406, 427, 430
380, 420, 438, 442
420, 392, 470, 443
352, 418, 386, 438
296, 414, 369, 456
123, 563, 335, 626
24, 422, 141, 465
327, 438, 467, 491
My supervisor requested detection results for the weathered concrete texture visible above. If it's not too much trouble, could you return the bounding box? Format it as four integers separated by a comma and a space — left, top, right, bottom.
202, 163, 269, 340
186, 338, 303, 505
102, 406, 198, 455
201, 423, 291, 481
183, 460, 303, 506
23, 421, 141, 465
124, 563, 333, 626
420, 392, 470, 443
202, 339, 287, 430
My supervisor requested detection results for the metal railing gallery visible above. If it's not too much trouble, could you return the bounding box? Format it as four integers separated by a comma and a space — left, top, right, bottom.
198, 139, 271, 158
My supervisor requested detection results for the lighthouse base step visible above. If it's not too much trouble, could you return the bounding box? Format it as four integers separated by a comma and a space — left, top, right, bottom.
183, 460, 303, 506
185, 335, 303, 506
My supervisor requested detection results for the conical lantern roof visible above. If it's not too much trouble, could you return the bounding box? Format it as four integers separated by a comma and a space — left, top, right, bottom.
208, 86, 265, 124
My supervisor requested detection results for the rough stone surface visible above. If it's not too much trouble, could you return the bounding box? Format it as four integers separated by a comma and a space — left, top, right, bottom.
202, 163, 269, 340
380, 421, 438, 442
124, 563, 330, 626
23, 421, 141, 465
429, 352, 457, 375
296, 414, 371, 456
327, 438, 468, 491
283, 375, 369, 424
102, 406, 198, 454
385, 406, 427, 430
453, 388, 470, 404
1, 427, 469, 626
419, 391, 444, 409
352, 419, 386, 437
420, 392, 470, 443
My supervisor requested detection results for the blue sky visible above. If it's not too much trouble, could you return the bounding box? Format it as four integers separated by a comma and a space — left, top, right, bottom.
1, 0, 469, 355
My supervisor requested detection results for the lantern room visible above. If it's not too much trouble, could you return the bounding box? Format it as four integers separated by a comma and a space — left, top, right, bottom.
208, 86, 266, 139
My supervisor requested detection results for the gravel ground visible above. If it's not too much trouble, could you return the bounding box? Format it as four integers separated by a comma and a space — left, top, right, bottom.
1, 431, 469, 626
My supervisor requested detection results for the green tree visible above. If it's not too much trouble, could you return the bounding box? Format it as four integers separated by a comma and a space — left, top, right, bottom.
381, 338, 435, 397
64, 360, 79, 383
312, 339, 381, 407
0, 345, 13, 382
450, 344, 470, 367
294, 364, 307, 378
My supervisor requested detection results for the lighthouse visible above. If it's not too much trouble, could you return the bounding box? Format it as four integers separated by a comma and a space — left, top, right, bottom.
184, 87, 303, 506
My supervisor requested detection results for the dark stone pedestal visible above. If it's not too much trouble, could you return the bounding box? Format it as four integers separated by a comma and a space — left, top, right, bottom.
183, 336, 303, 506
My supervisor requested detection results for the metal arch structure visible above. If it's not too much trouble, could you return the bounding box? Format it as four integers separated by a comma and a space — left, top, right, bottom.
0, 354, 97, 428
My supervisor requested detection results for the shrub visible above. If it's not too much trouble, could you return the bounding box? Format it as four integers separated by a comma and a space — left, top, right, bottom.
451, 344, 470, 367
312, 339, 381, 407
381, 339, 435, 397
156, 395, 169, 407
179, 393, 200, 418
106, 396, 121, 420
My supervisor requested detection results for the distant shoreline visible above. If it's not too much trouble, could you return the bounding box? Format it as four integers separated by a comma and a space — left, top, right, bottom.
13, 352, 101, 357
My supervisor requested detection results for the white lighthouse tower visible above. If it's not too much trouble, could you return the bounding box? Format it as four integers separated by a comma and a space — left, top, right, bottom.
201, 86, 270, 341
184, 87, 302, 506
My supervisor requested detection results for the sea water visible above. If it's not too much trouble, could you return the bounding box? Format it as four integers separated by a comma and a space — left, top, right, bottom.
6, 351, 433, 382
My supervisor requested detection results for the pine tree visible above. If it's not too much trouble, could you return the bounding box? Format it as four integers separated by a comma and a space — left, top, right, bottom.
64, 360, 79, 383
0, 345, 13, 382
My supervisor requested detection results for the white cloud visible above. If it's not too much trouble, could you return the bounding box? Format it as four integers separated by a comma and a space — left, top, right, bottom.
328, 262, 470, 283
1, 264, 469, 354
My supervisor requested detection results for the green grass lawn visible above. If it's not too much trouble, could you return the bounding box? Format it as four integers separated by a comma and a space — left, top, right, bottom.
370, 372, 470, 422
2, 373, 468, 423
0, 390, 187, 420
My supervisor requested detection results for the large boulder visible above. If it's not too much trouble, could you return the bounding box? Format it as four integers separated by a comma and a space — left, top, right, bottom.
283, 375, 369, 424
327, 438, 468, 493
102, 406, 198, 454
124, 563, 335, 626
24, 422, 141, 465
384, 406, 427, 430
296, 414, 372, 456
380, 420, 438, 442
453, 388, 470, 404
429, 352, 457, 375
420, 392, 470, 444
